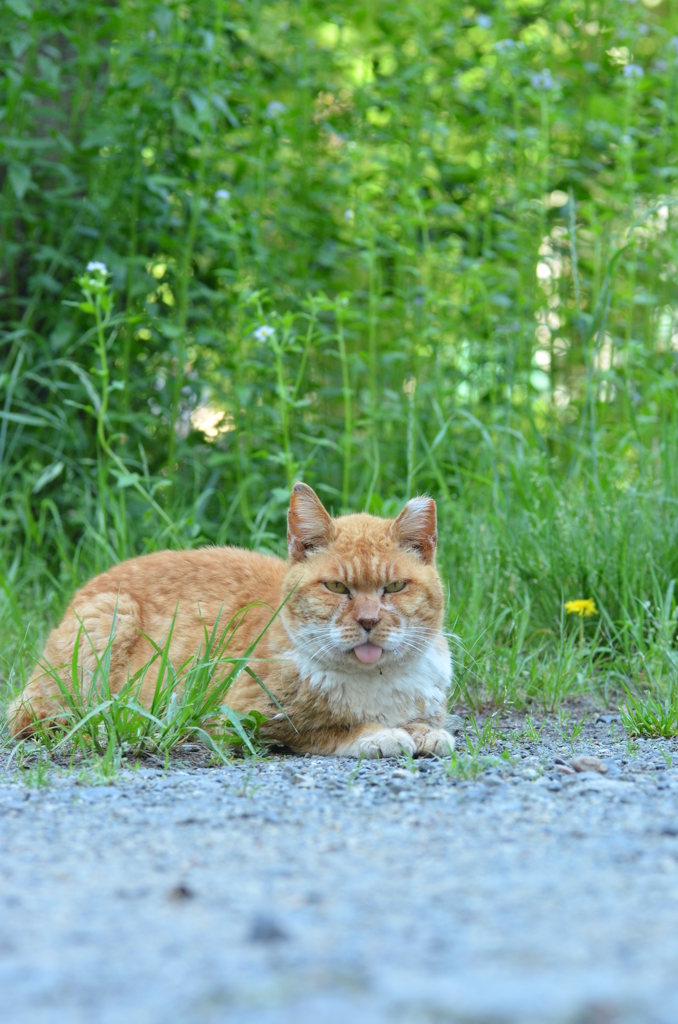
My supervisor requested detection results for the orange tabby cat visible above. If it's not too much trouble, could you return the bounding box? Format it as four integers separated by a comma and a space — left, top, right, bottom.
8, 484, 454, 757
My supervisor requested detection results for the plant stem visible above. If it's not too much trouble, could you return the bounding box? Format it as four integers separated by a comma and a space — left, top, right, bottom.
405, 378, 417, 500
92, 287, 111, 550
273, 329, 293, 491
167, 161, 204, 474
336, 298, 352, 511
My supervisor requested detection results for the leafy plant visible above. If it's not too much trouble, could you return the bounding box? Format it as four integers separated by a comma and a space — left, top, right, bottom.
465, 713, 504, 754
568, 715, 588, 750
620, 690, 678, 739
658, 746, 674, 769
6, 601, 284, 766
521, 715, 545, 744
445, 750, 512, 783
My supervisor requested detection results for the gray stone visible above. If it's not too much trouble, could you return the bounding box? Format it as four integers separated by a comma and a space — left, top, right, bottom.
248, 915, 289, 943
290, 772, 315, 787
570, 755, 608, 774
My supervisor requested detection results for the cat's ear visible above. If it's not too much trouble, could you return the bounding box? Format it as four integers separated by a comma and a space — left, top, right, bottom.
391, 496, 437, 563
287, 483, 335, 561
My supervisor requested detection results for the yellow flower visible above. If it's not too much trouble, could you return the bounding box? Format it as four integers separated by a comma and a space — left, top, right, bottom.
565, 598, 597, 617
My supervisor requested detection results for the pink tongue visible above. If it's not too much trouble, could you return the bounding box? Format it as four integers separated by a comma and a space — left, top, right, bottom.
353, 642, 383, 664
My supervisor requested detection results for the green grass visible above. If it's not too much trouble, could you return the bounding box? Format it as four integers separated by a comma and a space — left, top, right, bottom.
3, 0, 678, 748
621, 690, 678, 739
2, 600, 285, 770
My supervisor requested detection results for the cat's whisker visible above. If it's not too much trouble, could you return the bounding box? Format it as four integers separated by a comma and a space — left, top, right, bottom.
304, 634, 441, 661
298, 636, 348, 668
392, 639, 435, 659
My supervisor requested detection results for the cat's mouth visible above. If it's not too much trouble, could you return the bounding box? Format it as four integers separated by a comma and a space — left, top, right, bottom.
353, 641, 383, 664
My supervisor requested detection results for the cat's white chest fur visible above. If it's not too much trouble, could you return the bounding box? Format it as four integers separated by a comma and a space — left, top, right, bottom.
293, 637, 452, 725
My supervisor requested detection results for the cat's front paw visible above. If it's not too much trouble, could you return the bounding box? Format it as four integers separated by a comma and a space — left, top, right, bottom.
412, 727, 455, 756
340, 727, 416, 759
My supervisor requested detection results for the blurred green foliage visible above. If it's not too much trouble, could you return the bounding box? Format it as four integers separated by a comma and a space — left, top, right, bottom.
3, 0, 678, 715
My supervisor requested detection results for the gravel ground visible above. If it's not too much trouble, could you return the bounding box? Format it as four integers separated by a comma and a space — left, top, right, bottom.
2, 709, 678, 1024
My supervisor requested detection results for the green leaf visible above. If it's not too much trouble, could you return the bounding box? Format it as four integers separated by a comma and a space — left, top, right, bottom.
0, 411, 48, 427
8, 163, 31, 199
171, 101, 203, 139
113, 471, 140, 489
33, 461, 64, 494
62, 361, 102, 412
219, 705, 257, 754
5, 0, 33, 17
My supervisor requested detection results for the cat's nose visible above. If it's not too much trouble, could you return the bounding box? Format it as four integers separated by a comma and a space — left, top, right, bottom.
357, 615, 379, 631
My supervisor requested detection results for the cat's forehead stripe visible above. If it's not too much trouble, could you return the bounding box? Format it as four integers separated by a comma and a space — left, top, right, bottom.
333, 554, 399, 588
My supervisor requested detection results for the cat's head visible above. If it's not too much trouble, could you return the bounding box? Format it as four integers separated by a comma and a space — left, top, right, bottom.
281, 483, 445, 671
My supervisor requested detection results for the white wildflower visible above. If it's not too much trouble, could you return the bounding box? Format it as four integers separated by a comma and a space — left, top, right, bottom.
86, 261, 108, 275
254, 325, 275, 342
265, 101, 286, 118
215, 189, 231, 200
344, 209, 355, 222
476, 14, 493, 28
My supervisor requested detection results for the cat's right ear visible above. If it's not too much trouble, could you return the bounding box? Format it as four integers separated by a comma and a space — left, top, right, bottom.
391, 496, 438, 563
287, 483, 335, 561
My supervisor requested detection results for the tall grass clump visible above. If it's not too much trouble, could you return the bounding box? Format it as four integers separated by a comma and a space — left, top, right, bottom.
5, 601, 286, 767
4, 0, 678, 737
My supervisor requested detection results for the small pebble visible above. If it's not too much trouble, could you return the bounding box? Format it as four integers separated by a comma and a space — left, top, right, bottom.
168, 884, 195, 901
570, 756, 608, 775
290, 772, 315, 787
248, 916, 289, 943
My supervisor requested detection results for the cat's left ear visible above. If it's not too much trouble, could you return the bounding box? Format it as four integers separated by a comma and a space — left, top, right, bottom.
391, 497, 437, 563
287, 482, 336, 561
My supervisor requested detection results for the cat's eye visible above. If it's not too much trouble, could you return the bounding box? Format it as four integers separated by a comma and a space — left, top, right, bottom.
384, 581, 407, 593
325, 580, 350, 595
